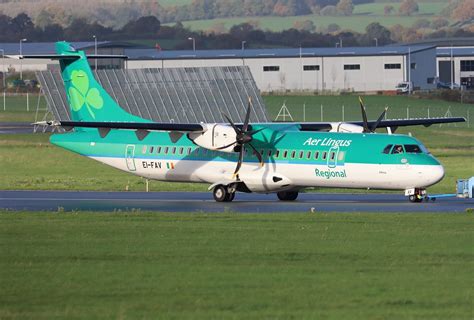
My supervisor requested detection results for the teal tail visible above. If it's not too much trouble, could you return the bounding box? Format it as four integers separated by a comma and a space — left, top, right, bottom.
55, 41, 148, 123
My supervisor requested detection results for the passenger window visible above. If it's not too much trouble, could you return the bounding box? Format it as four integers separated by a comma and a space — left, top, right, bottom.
172, 147, 176, 154
338, 151, 345, 161
291, 151, 296, 159
275, 150, 280, 158
391, 145, 404, 154
179, 147, 184, 155
322, 152, 327, 160
314, 151, 319, 159
142, 146, 147, 154
187, 148, 192, 155
330, 152, 335, 160
156, 147, 161, 154
283, 150, 288, 158
164, 147, 169, 154
404, 144, 422, 153
306, 151, 311, 159
299, 151, 304, 159
149, 146, 154, 153
382, 144, 393, 154
268, 150, 273, 157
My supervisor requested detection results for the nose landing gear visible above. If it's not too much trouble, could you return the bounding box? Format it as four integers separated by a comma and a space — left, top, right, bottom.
405, 188, 426, 203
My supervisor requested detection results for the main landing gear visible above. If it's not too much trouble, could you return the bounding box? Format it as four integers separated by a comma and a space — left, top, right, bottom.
213, 185, 235, 202
277, 191, 299, 201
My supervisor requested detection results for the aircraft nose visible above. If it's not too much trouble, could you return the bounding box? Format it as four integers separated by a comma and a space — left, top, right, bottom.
428, 165, 445, 186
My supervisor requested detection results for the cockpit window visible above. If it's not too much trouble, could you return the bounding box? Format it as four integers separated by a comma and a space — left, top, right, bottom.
391, 145, 404, 154
382, 144, 393, 154
404, 144, 422, 153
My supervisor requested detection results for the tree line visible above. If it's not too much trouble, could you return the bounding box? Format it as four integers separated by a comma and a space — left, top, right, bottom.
0, 11, 472, 49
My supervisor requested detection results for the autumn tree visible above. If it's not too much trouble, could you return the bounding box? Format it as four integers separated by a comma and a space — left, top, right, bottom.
293, 20, 316, 32
336, 0, 354, 16
399, 0, 419, 16
451, 0, 474, 22
431, 17, 449, 29
383, 5, 394, 15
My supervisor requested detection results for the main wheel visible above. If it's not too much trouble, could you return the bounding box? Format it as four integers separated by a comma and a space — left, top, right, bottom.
213, 185, 235, 202
277, 191, 298, 201
213, 185, 228, 202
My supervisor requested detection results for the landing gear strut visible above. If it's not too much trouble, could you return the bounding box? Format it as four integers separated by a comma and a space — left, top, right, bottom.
406, 188, 425, 203
277, 191, 299, 201
213, 185, 235, 202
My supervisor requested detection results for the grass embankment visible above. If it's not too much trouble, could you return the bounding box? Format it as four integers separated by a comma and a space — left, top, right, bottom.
173, 1, 448, 33
1, 95, 472, 193
0, 212, 472, 319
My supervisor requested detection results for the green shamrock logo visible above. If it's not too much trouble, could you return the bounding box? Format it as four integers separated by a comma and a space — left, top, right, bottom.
68, 70, 103, 119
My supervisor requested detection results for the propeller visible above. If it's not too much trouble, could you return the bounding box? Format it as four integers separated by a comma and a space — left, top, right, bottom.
358, 97, 389, 133
219, 97, 264, 178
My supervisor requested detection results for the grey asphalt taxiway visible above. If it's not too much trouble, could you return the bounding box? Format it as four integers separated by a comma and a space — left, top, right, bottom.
1, 190, 472, 213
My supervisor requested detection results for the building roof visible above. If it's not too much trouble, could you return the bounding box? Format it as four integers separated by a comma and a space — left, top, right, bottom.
436, 47, 474, 57
0, 41, 151, 55
125, 45, 435, 60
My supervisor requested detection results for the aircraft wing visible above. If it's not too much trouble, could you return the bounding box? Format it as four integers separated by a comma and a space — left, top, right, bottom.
299, 117, 466, 132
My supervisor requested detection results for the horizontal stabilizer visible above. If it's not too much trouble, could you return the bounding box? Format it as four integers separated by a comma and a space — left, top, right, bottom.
55, 121, 204, 132
9, 54, 128, 60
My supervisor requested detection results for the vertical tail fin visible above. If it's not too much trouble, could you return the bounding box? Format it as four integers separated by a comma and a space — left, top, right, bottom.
56, 41, 148, 123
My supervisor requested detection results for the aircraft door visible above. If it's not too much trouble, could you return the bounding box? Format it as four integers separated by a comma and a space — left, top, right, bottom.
125, 145, 136, 171
327, 145, 340, 168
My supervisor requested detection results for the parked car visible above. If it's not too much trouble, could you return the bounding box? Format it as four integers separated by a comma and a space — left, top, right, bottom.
437, 81, 461, 89
395, 82, 412, 94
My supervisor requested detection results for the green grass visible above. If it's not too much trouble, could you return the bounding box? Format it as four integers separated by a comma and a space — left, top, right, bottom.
0, 95, 472, 194
168, 1, 449, 32
158, 0, 192, 7
0, 95, 48, 122
0, 211, 472, 319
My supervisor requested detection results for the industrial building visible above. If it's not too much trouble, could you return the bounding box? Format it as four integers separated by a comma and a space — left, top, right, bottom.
1, 41, 473, 92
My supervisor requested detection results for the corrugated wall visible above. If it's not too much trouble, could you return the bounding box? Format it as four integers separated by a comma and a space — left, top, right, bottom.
36, 66, 269, 124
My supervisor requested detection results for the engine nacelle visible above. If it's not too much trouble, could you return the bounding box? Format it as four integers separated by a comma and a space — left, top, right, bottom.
330, 122, 364, 133
188, 124, 237, 153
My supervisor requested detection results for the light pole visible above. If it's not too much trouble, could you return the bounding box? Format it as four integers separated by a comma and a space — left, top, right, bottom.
93, 35, 97, 71
19, 38, 26, 80
0, 49, 5, 90
188, 37, 195, 51
0, 48, 5, 111
241, 40, 246, 51
374, 37, 378, 47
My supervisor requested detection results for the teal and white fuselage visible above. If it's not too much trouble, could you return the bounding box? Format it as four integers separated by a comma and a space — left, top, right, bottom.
39, 41, 452, 202
51, 126, 444, 192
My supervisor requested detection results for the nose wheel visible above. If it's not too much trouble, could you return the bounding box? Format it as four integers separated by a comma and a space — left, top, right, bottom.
213, 185, 235, 202
407, 188, 425, 203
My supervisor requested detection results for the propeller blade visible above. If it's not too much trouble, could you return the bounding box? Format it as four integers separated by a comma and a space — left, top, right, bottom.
222, 112, 241, 134
243, 97, 252, 133
248, 143, 264, 167
247, 127, 265, 136
358, 96, 370, 133
233, 148, 244, 176
370, 106, 389, 132
216, 141, 237, 150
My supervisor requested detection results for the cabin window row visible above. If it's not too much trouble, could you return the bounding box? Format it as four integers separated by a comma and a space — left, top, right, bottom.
144, 145, 345, 161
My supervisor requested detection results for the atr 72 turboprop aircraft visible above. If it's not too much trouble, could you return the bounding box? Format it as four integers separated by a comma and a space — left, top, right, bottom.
29, 42, 465, 202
